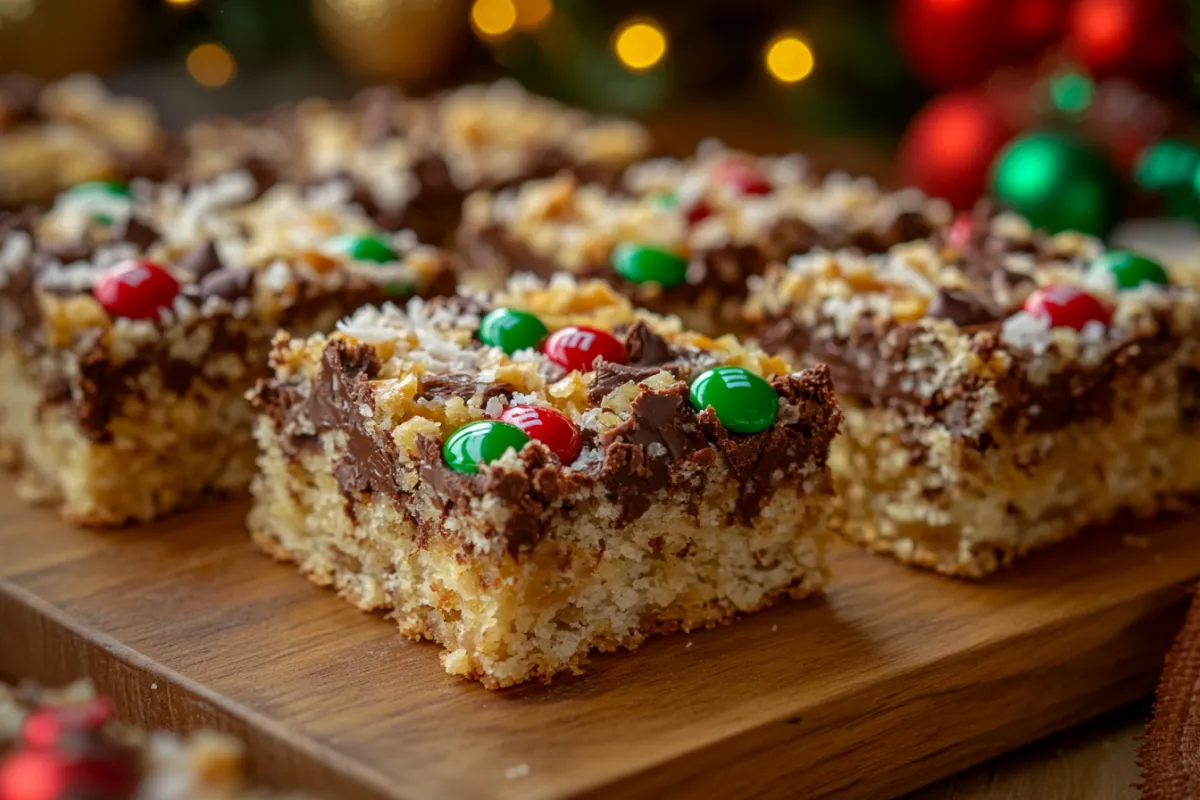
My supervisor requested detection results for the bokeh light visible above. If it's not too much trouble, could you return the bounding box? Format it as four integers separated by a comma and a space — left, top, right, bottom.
765, 33, 815, 84
513, 0, 552, 30
613, 18, 668, 72
471, 0, 517, 40
164, 0, 199, 7
186, 42, 237, 88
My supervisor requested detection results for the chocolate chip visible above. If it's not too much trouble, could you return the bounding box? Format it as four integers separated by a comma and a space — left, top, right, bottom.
420, 374, 514, 402
926, 288, 1002, 327
197, 267, 254, 301
114, 216, 160, 250
178, 241, 223, 279
624, 320, 671, 365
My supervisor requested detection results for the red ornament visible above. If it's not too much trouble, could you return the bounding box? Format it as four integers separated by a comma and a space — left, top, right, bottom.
1066, 0, 1181, 86
0, 749, 70, 800
500, 406, 582, 464
1003, 0, 1068, 59
1023, 285, 1111, 330
897, 91, 1013, 209
21, 698, 114, 750
92, 260, 179, 321
684, 200, 712, 226
895, 0, 1002, 88
543, 326, 626, 372
710, 159, 771, 196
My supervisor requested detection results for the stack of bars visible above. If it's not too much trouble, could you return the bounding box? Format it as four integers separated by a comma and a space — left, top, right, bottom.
2, 74, 1198, 687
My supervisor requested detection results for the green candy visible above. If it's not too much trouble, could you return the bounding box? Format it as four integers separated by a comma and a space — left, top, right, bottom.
611, 242, 688, 288
328, 233, 398, 264
689, 366, 778, 434
477, 307, 548, 354
443, 420, 531, 474
1090, 250, 1170, 290
67, 180, 131, 200
651, 191, 678, 209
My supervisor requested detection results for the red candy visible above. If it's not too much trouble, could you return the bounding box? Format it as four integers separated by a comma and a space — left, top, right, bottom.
946, 212, 975, 249
684, 200, 712, 226
0, 749, 70, 800
1023, 285, 1112, 331
543, 326, 626, 372
711, 158, 772, 196
92, 260, 179, 321
500, 405, 582, 464
21, 698, 113, 749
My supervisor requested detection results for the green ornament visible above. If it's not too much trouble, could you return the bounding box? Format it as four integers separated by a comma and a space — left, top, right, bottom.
442, 420, 530, 474
611, 242, 689, 288
1136, 140, 1200, 192
1047, 72, 1094, 116
477, 308, 548, 354
989, 131, 1120, 237
651, 191, 678, 209
1090, 250, 1169, 290
689, 366, 778, 434
328, 233, 398, 264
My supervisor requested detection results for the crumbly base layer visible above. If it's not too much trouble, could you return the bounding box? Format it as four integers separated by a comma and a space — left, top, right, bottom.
0, 341, 256, 525
832, 372, 1200, 577
249, 422, 833, 689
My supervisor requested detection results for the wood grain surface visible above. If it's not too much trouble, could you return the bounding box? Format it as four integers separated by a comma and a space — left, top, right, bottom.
0, 480, 1193, 800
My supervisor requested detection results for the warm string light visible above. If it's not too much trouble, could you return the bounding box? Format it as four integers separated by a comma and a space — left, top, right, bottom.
471, 0, 517, 40
164, 0, 199, 7
765, 33, 815, 84
612, 17, 668, 72
187, 42, 237, 88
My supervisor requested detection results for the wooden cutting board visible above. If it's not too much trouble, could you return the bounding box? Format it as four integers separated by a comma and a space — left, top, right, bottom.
0, 480, 1195, 800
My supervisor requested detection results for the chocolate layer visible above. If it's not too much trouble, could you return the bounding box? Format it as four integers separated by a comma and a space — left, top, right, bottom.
757, 312, 1182, 444
254, 338, 841, 556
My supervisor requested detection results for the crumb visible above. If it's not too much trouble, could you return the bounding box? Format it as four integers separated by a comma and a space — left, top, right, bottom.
685, 641, 693, 650
771, 624, 778, 632
504, 764, 530, 780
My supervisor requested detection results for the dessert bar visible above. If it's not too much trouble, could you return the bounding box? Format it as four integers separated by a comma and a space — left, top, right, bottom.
0, 75, 165, 211
746, 209, 1200, 576
0, 173, 456, 524
249, 275, 841, 687
459, 141, 950, 334
180, 80, 651, 243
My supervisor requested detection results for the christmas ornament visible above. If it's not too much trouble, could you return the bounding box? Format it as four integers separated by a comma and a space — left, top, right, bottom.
989, 131, 1120, 236
93, 260, 179, 321
327, 233, 397, 264
312, 0, 469, 90
499, 406, 581, 464
477, 308, 547, 355
0, 0, 136, 78
1089, 250, 1170, 290
894, 0, 1004, 88
443, 420, 530, 474
898, 91, 1013, 209
0, 749, 70, 800
1134, 140, 1200, 220
543, 326, 626, 372
1066, 0, 1182, 86
1023, 285, 1111, 330
611, 243, 689, 288
689, 366, 778, 434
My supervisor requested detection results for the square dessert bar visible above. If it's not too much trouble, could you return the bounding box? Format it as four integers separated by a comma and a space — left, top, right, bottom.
179, 80, 651, 243
458, 141, 951, 335
248, 276, 842, 687
0, 75, 165, 210
0, 173, 457, 524
746, 210, 1200, 576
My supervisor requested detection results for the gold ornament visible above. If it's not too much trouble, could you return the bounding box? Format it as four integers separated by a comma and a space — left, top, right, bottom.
313, 0, 470, 90
0, 0, 137, 78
